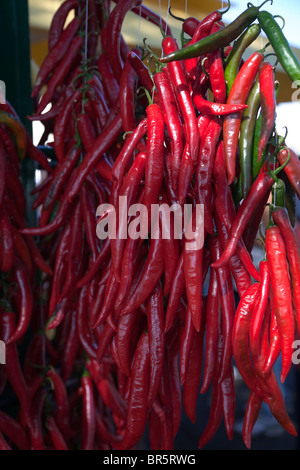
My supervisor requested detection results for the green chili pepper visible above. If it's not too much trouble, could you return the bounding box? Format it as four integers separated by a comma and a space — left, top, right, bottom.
159, 0, 271, 63
252, 81, 279, 180
225, 23, 261, 96
258, 10, 300, 83
239, 79, 261, 199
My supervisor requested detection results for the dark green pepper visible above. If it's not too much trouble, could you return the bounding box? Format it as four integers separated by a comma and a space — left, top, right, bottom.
258, 10, 300, 83
224, 23, 261, 95
159, 0, 271, 63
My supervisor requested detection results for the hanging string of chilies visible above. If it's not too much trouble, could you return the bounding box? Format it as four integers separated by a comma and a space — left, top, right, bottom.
1, 0, 300, 451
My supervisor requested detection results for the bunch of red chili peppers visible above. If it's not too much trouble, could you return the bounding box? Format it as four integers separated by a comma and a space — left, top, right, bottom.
1, 0, 300, 451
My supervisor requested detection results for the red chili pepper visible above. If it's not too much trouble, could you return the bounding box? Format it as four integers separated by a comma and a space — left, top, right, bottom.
184, 10, 222, 80
115, 237, 145, 310
77, 244, 110, 290
76, 284, 98, 360
60, 309, 80, 383
179, 306, 196, 386
162, 36, 199, 166
272, 207, 300, 333
200, 267, 220, 394
242, 391, 263, 449
206, 22, 227, 103
65, 113, 123, 206
80, 371, 96, 450
36, 35, 83, 115
178, 143, 193, 205
115, 308, 142, 377
127, 49, 153, 92
32, 17, 81, 98
154, 70, 184, 200
265, 224, 295, 383
46, 367, 74, 441
105, 0, 142, 80
232, 282, 263, 396
277, 147, 300, 198
196, 115, 222, 234
97, 53, 120, 107
164, 252, 185, 333
46, 415, 69, 450
263, 296, 281, 374
112, 331, 150, 450
209, 234, 236, 383
198, 374, 222, 448
223, 51, 264, 184
48, 0, 79, 50
183, 206, 204, 332
249, 260, 270, 359
257, 61, 276, 161
147, 283, 165, 407
143, 103, 165, 227
0, 410, 31, 450
220, 363, 236, 441
43, 145, 81, 211
193, 90, 248, 115
121, 235, 164, 316
6, 257, 33, 345
28, 387, 47, 450
182, 304, 206, 423
214, 208, 252, 298
111, 151, 146, 282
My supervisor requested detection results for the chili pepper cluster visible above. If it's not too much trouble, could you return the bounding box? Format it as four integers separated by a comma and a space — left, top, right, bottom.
1, 0, 300, 451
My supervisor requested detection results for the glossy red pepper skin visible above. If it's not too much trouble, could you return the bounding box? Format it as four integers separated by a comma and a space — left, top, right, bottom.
196, 116, 222, 234
223, 51, 264, 184
162, 36, 199, 166
36, 35, 83, 115
209, 234, 236, 383
257, 62, 276, 161
112, 331, 150, 450
272, 208, 300, 333
232, 282, 263, 396
154, 70, 184, 200
32, 16, 80, 98
111, 151, 146, 282
97, 53, 120, 107
184, 10, 221, 79
119, 49, 141, 133
265, 225, 295, 383
80, 372, 96, 450
121, 236, 164, 316
277, 147, 300, 199
242, 391, 263, 449
183, 206, 204, 332
105, 0, 142, 80
200, 267, 220, 394
6, 257, 33, 345
143, 103, 165, 229
182, 303, 206, 423
48, 0, 79, 50
147, 283, 165, 407
249, 260, 270, 359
